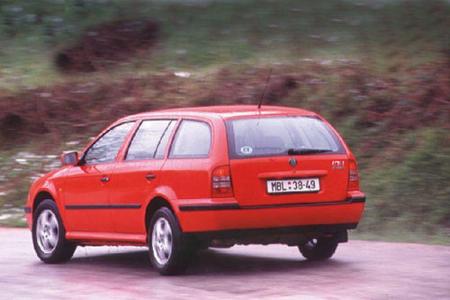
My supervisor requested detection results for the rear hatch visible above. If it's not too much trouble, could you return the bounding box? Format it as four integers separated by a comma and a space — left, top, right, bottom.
226, 115, 349, 206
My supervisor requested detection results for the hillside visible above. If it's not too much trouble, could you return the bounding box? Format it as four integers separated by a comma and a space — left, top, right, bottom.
0, 0, 449, 243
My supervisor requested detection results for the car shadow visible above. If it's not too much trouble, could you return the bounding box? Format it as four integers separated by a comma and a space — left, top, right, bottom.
189, 248, 350, 275
67, 247, 350, 276
70, 248, 151, 271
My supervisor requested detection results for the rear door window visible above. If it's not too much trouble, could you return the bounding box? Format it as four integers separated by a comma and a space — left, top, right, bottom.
227, 116, 344, 158
169, 120, 211, 158
126, 120, 175, 160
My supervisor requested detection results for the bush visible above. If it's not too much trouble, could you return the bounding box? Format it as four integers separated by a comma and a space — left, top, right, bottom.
359, 128, 450, 237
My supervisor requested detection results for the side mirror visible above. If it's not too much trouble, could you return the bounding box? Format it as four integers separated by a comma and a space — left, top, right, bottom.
61, 151, 79, 166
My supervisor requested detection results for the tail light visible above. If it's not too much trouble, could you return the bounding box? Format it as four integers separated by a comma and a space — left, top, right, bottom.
212, 165, 234, 198
348, 159, 360, 191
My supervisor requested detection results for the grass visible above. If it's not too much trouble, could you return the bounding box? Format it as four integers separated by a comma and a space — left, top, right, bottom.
1, 0, 449, 91
351, 229, 450, 246
356, 129, 450, 236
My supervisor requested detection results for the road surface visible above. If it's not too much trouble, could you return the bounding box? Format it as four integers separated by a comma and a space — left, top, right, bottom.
0, 228, 449, 300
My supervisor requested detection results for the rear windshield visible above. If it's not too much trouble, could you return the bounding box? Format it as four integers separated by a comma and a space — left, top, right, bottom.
226, 116, 344, 158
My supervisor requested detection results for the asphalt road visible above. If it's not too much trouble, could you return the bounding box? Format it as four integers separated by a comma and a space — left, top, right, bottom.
0, 228, 449, 300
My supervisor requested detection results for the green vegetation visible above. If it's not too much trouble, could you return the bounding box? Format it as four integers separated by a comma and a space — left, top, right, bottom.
1, 0, 448, 90
357, 128, 450, 244
0, 0, 449, 244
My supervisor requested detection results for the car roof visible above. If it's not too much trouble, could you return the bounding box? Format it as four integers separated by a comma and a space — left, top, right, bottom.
122, 105, 317, 121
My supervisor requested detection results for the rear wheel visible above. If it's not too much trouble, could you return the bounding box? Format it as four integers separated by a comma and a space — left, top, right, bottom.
148, 207, 194, 275
298, 237, 338, 261
32, 199, 76, 263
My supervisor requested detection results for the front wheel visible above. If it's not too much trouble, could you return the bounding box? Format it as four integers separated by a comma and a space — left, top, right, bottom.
148, 207, 194, 275
298, 237, 338, 261
32, 199, 76, 263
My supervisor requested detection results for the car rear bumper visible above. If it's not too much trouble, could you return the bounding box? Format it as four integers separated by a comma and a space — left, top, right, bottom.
177, 194, 365, 233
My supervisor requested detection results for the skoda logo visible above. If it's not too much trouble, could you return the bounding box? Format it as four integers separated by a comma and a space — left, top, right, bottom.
289, 157, 297, 168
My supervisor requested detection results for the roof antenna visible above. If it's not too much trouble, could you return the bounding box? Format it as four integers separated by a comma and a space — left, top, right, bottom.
258, 68, 273, 109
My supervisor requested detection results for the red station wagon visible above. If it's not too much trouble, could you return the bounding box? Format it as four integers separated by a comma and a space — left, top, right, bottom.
25, 105, 365, 275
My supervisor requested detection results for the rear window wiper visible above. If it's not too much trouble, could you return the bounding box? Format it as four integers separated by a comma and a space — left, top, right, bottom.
287, 148, 333, 155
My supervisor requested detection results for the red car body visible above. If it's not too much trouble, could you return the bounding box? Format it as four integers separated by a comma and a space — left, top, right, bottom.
26, 105, 365, 274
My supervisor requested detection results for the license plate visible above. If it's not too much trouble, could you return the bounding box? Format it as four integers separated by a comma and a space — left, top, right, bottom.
267, 178, 320, 194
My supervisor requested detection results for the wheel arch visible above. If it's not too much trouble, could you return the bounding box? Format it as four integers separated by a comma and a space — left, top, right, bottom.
33, 190, 56, 213
145, 196, 176, 233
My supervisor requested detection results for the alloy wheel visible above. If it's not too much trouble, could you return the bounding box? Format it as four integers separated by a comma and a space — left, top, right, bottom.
151, 217, 173, 265
36, 209, 59, 254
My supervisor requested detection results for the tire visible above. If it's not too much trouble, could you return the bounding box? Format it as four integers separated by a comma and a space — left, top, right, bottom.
148, 207, 194, 275
32, 199, 76, 263
298, 237, 338, 261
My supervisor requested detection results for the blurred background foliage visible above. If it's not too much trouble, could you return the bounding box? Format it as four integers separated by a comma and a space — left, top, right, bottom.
0, 0, 448, 243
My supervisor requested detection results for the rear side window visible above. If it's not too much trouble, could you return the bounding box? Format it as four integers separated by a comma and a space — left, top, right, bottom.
227, 116, 344, 158
126, 120, 175, 161
169, 120, 211, 158
83, 122, 134, 164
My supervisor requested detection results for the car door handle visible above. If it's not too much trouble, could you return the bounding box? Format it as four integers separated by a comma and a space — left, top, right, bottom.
100, 176, 110, 183
145, 173, 156, 181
